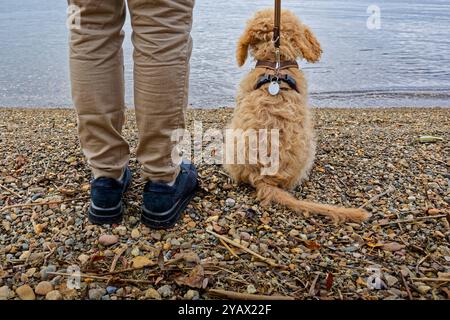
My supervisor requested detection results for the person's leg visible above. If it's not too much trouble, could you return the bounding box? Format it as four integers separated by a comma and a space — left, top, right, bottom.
128, 0, 198, 229
68, 0, 131, 225
128, 0, 195, 183
69, 0, 129, 180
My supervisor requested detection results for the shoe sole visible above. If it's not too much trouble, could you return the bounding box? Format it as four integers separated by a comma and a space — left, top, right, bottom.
141, 184, 198, 230
88, 204, 125, 225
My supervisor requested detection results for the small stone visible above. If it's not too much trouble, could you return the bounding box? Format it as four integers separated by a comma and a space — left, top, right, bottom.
16, 285, 35, 300
382, 242, 405, 252
116, 288, 124, 297
64, 238, 75, 247
157, 285, 173, 298
19, 251, 30, 261
389, 288, 407, 298
240, 232, 251, 241
145, 288, 161, 300
131, 247, 140, 256
45, 290, 62, 300
184, 290, 199, 300
104, 250, 114, 257
88, 288, 106, 300
98, 234, 119, 246
35, 281, 53, 296
78, 254, 90, 264
2, 221, 10, 232
289, 229, 300, 237
384, 274, 398, 287
115, 226, 127, 236
417, 285, 431, 294
106, 286, 117, 294
225, 198, 236, 207
407, 196, 416, 203
40, 265, 57, 280
259, 243, 269, 253
0, 286, 11, 300
131, 228, 141, 239
427, 208, 441, 215
25, 268, 36, 277
151, 232, 162, 241
399, 159, 409, 168
187, 221, 197, 229
247, 284, 257, 294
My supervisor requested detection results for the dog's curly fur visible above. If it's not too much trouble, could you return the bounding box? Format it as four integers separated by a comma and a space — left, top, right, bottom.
224, 9, 370, 223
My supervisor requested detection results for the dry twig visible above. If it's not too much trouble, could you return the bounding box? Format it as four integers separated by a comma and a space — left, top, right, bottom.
208, 289, 294, 300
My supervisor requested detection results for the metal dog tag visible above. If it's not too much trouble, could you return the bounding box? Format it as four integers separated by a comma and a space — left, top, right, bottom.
268, 81, 280, 96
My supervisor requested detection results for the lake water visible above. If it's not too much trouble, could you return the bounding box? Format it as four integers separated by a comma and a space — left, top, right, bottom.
0, 0, 449, 108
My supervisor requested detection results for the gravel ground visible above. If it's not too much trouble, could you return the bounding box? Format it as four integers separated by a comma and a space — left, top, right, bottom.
0, 107, 449, 300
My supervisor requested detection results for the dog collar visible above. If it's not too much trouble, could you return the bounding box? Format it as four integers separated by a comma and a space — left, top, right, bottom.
255, 60, 299, 70
255, 73, 299, 93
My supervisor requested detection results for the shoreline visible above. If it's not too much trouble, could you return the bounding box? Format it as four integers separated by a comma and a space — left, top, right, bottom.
0, 108, 448, 300
0, 105, 449, 111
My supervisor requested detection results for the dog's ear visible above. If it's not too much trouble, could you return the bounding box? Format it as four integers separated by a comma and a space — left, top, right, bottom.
293, 25, 322, 63
236, 30, 251, 67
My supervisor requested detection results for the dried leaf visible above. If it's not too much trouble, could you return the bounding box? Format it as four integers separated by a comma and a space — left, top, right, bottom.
15, 154, 27, 169
259, 215, 271, 225
173, 252, 201, 264
356, 277, 367, 287
382, 242, 405, 252
91, 254, 106, 262
442, 288, 450, 299
305, 240, 321, 250
325, 273, 334, 291
176, 265, 205, 289
437, 272, 450, 279
131, 256, 154, 268
59, 188, 77, 196
157, 250, 164, 270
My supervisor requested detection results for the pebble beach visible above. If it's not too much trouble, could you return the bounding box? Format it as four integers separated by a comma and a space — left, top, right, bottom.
0, 107, 449, 300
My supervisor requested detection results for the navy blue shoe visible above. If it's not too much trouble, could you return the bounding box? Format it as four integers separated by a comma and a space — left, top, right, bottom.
141, 161, 198, 229
88, 167, 132, 225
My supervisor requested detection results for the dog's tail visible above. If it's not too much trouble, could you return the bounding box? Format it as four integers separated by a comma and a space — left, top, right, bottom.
255, 182, 371, 223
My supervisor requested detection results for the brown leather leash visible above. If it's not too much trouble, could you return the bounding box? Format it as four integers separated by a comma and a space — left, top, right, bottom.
274, 0, 281, 51
254, 0, 300, 95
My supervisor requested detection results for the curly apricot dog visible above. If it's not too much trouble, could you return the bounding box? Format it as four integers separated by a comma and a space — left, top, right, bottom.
224, 9, 370, 223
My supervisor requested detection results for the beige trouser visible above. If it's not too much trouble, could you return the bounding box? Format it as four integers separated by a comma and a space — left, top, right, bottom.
68, 0, 194, 182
